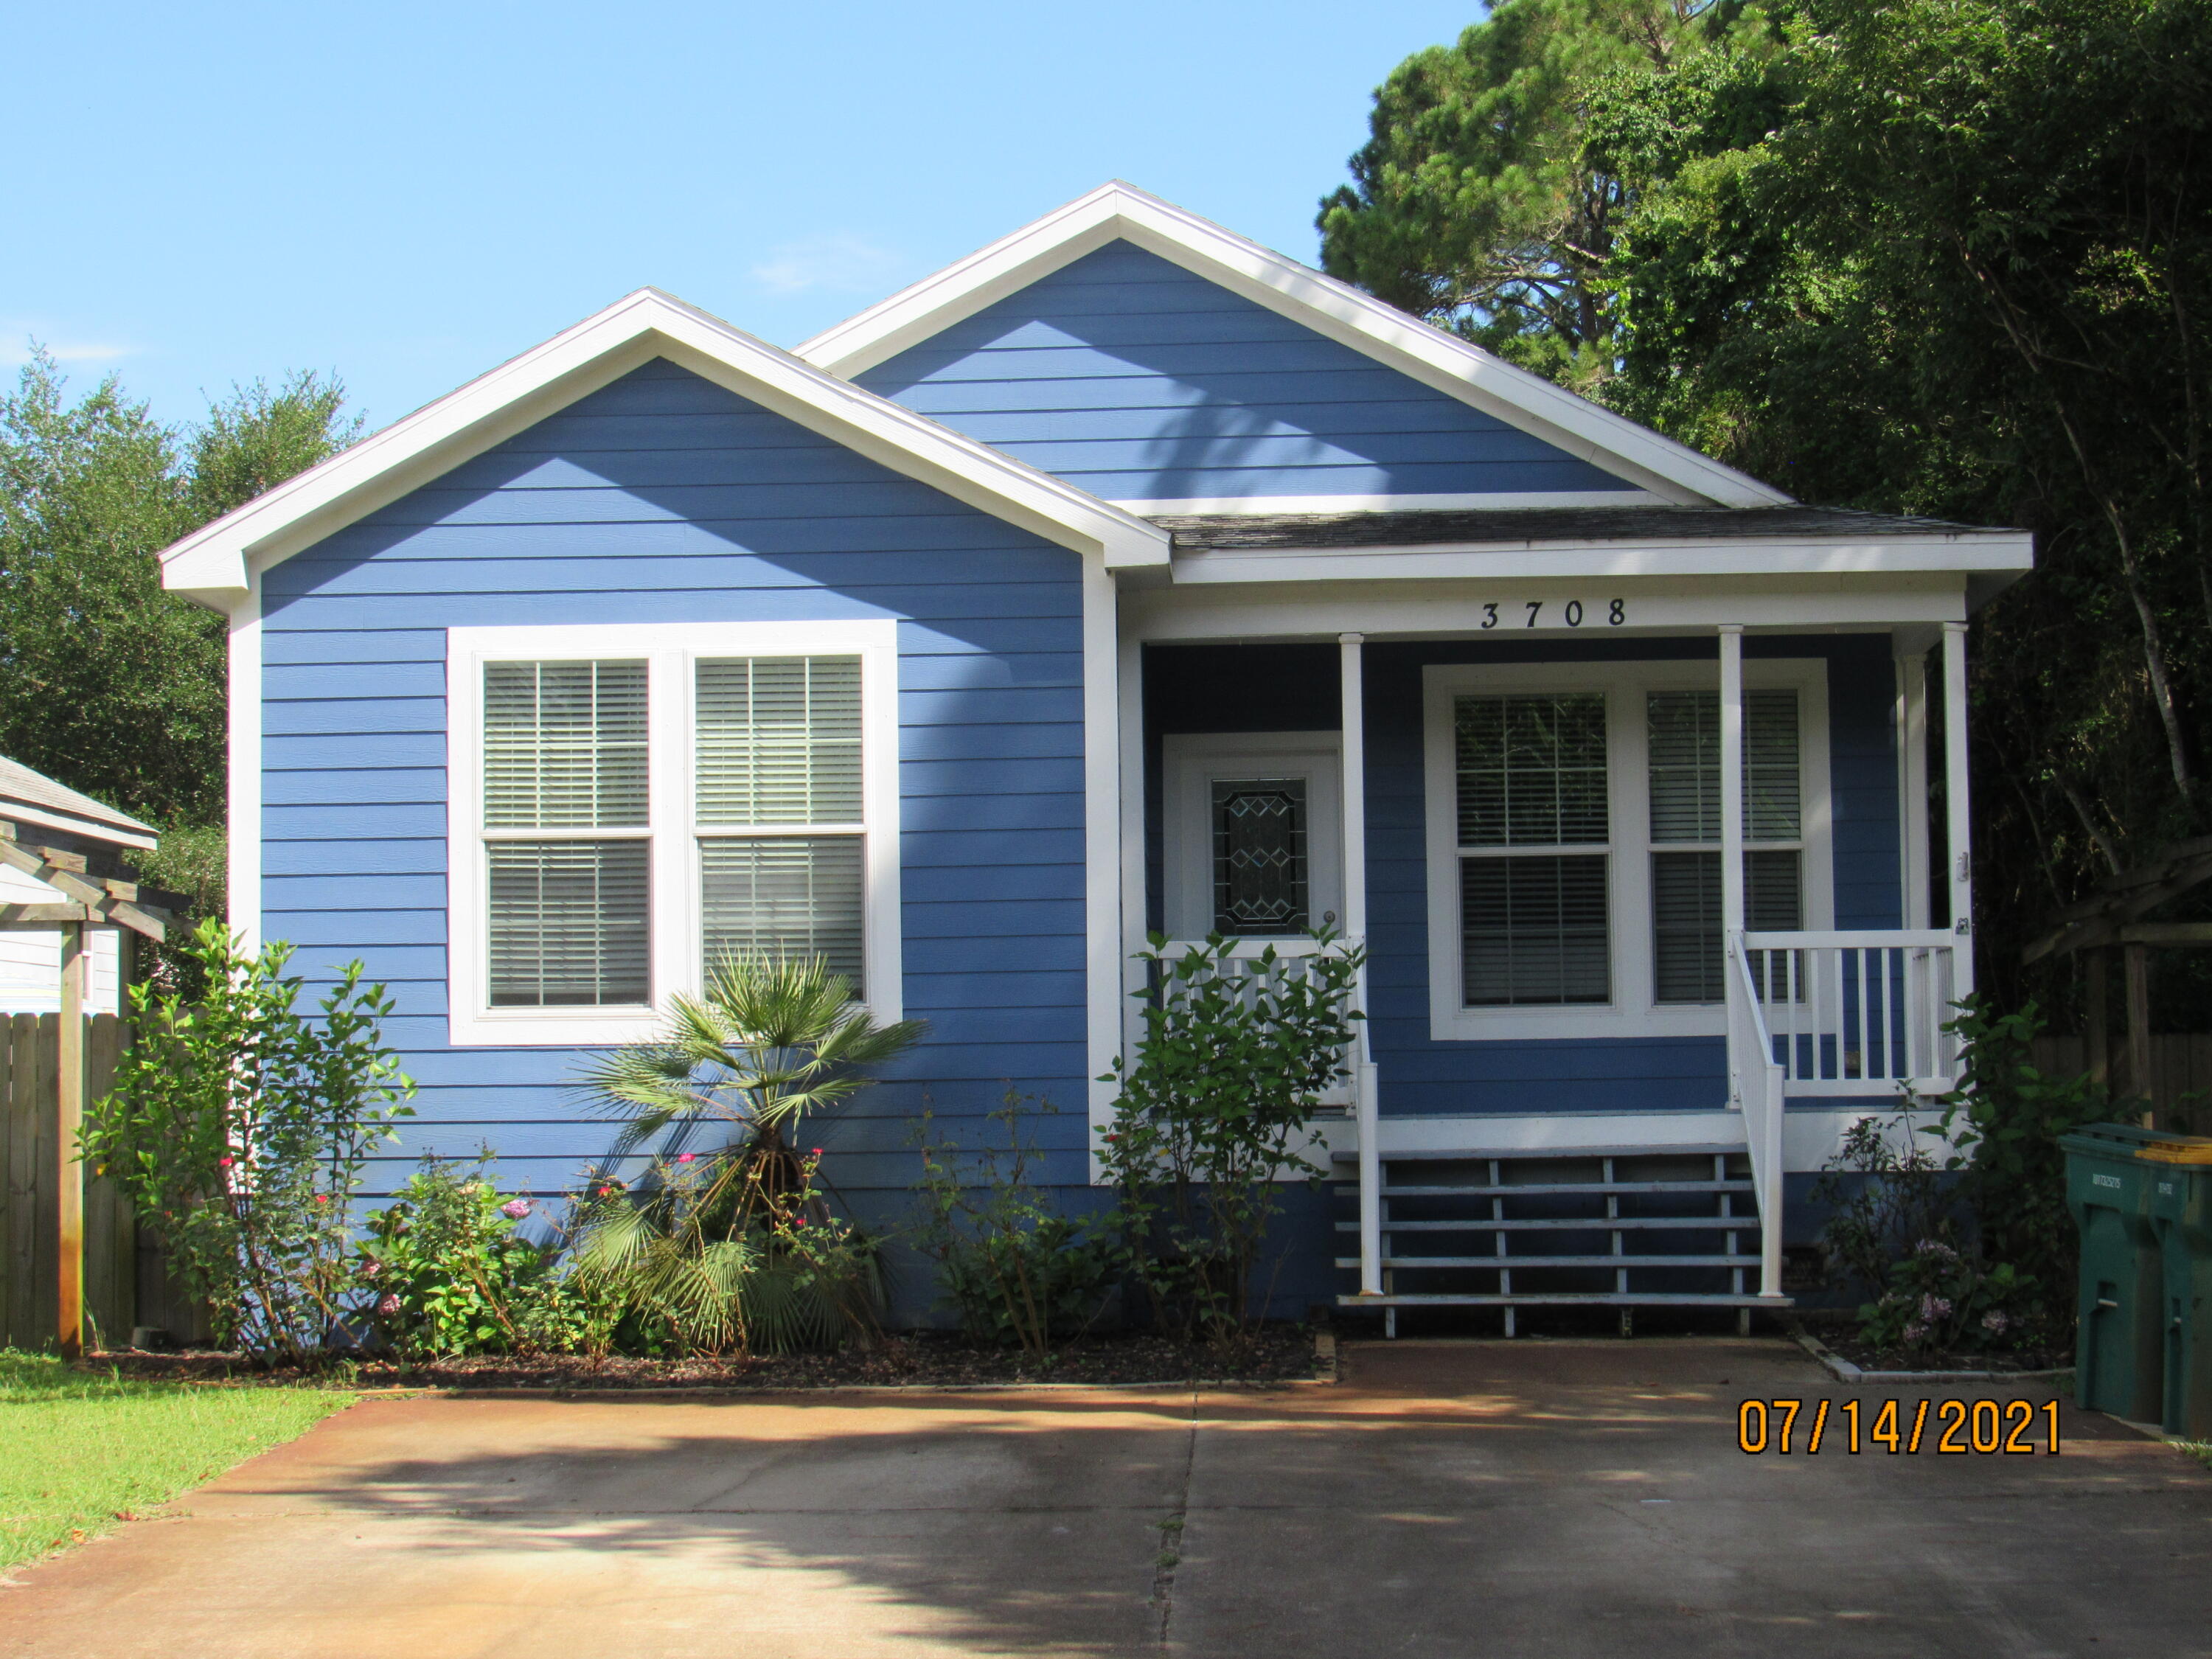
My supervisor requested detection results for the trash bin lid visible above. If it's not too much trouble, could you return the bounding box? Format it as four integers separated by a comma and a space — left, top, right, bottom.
2140, 1135, 2212, 1165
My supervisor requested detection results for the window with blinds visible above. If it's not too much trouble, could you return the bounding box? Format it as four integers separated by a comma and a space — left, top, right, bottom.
695, 655, 866, 992
1455, 693, 1611, 1006
481, 661, 653, 1008
1647, 689, 1804, 1003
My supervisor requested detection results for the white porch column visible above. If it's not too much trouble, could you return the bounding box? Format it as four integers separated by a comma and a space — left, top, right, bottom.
1896, 650, 1932, 930
1943, 621, 1976, 999
1719, 627, 1745, 937
1341, 632, 1382, 1298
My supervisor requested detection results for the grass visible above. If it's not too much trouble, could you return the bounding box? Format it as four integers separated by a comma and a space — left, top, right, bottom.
0, 1350, 352, 1572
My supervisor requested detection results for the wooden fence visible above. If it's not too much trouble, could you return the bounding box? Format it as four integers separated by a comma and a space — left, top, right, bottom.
0, 1013, 202, 1352
2032, 1032, 2212, 1133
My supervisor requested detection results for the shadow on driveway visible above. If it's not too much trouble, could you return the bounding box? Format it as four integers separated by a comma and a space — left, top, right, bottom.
3, 1339, 2208, 1659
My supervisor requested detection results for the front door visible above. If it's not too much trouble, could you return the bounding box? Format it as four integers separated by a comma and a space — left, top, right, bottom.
1161, 731, 1343, 941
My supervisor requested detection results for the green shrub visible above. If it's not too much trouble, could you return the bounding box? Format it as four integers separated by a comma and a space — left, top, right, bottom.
356, 1155, 588, 1357
914, 1091, 1116, 1353
571, 954, 922, 1356
83, 921, 414, 1360
1097, 933, 1363, 1346
1858, 1239, 2039, 1355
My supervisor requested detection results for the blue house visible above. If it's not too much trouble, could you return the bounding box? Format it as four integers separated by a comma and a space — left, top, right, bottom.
158, 184, 2030, 1328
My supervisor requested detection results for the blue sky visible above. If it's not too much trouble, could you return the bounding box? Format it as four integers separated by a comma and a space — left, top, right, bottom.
7, 1, 1477, 433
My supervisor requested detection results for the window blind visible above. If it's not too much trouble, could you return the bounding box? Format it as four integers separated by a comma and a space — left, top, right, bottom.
487, 840, 650, 1006
701, 838, 866, 989
484, 661, 647, 828
1646, 690, 1800, 842
1455, 693, 1611, 1006
1646, 688, 1804, 1003
696, 656, 861, 825
1461, 855, 1610, 1005
1456, 694, 1609, 846
483, 659, 652, 1009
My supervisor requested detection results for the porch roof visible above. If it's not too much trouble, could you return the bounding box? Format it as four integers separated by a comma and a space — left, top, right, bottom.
1147, 504, 2017, 554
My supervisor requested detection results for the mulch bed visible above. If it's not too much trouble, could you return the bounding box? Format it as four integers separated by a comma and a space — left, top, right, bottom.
90, 1324, 1326, 1392
1820, 1337, 2071, 1374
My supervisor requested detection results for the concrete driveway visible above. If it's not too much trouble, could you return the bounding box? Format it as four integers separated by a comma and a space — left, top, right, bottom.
3, 1338, 2208, 1658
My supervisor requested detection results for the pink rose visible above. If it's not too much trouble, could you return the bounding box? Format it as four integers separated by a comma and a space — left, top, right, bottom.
376, 1293, 402, 1317
676, 1152, 695, 1164
499, 1198, 532, 1220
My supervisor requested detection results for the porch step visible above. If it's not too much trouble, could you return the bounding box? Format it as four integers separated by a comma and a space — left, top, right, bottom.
1331, 1145, 1789, 1335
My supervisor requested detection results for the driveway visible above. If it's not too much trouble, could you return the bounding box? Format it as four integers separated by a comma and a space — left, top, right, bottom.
2, 1338, 2207, 1658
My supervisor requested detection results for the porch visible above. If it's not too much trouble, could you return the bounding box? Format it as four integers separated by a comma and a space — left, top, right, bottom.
1124, 582, 1982, 1318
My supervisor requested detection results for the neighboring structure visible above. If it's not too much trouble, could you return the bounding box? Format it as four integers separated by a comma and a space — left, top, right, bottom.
154, 184, 2031, 1325
0, 757, 159, 1015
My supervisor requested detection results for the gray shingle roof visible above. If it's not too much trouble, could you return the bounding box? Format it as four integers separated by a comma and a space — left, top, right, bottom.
0, 755, 158, 844
1147, 504, 2012, 553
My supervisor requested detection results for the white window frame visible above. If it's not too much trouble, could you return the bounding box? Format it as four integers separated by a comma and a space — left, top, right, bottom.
1160, 731, 1343, 942
447, 619, 901, 1046
1422, 657, 1830, 1042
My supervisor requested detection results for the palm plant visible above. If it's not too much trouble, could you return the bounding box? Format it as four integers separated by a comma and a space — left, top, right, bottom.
568, 954, 924, 1354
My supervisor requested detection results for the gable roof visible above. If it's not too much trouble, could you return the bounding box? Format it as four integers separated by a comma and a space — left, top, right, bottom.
796, 182, 1792, 512
0, 754, 159, 850
159, 288, 1172, 605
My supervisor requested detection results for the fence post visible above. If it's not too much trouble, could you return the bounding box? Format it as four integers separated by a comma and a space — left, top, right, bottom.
56, 922, 86, 1358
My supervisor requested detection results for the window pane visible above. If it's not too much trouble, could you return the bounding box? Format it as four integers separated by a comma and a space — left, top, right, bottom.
1456, 694, 1608, 848
1651, 849, 1804, 1004
701, 837, 866, 990
696, 656, 862, 826
487, 840, 650, 1006
1746, 692, 1802, 841
1646, 689, 1800, 844
1652, 852, 1724, 1003
484, 661, 647, 829
1460, 855, 1610, 1005
1211, 778, 1308, 934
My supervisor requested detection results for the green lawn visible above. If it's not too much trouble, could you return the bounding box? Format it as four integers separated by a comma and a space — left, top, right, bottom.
0, 1351, 352, 1571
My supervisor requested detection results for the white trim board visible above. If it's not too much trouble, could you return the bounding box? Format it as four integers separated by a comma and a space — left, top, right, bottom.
795, 181, 1792, 512
443, 619, 902, 1047
157, 288, 1172, 605
1166, 531, 2035, 588
1356, 1106, 1949, 1172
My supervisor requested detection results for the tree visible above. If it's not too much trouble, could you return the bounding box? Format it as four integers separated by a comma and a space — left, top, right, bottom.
0, 354, 358, 834
1315, 0, 1762, 389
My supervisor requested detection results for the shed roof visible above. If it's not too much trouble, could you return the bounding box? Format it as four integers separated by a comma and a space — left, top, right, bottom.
0, 756, 159, 850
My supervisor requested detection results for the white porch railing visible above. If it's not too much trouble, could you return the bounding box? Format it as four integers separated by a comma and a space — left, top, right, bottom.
1739, 930, 1965, 1096
1727, 927, 1966, 1299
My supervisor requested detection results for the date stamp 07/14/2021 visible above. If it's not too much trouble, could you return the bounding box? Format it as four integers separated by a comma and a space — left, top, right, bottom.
1737, 1398, 2064, 1455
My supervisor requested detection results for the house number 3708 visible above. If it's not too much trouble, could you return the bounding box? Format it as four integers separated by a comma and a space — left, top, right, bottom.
1479, 599, 1628, 628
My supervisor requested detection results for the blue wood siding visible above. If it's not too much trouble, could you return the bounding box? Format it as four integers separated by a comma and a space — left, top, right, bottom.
260, 359, 1093, 1206
1143, 636, 1902, 1118
854, 242, 1637, 504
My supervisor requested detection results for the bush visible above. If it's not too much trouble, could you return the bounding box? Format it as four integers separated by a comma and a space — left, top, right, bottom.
82, 922, 414, 1361
570, 954, 922, 1356
1096, 933, 1363, 1346
1858, 1239, 2039, 1356
1931, 997, 2111, 1343
913, 1091, 1116, 1354
1812, 1110, 1957, 1297
356, 1156, 588, 1357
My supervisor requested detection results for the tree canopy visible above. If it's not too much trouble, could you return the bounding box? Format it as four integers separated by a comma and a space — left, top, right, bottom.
0, 355, 357, 836
1323, 0, 2212, 1005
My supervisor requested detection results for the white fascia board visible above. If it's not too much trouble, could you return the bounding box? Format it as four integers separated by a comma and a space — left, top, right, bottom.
795, 181, 1792, 512
0, 799, 159, 852
1165, 529, 2037, 587
157, 288, 1169, 602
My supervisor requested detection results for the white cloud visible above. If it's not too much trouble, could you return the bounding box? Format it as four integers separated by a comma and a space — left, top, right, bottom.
0, 334, 134, 368
747, 234, 907, 297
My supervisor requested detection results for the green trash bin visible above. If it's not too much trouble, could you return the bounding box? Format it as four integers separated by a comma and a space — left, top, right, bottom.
2062, 1124, 2165, 1423
2141, 1133, 2212, 1439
